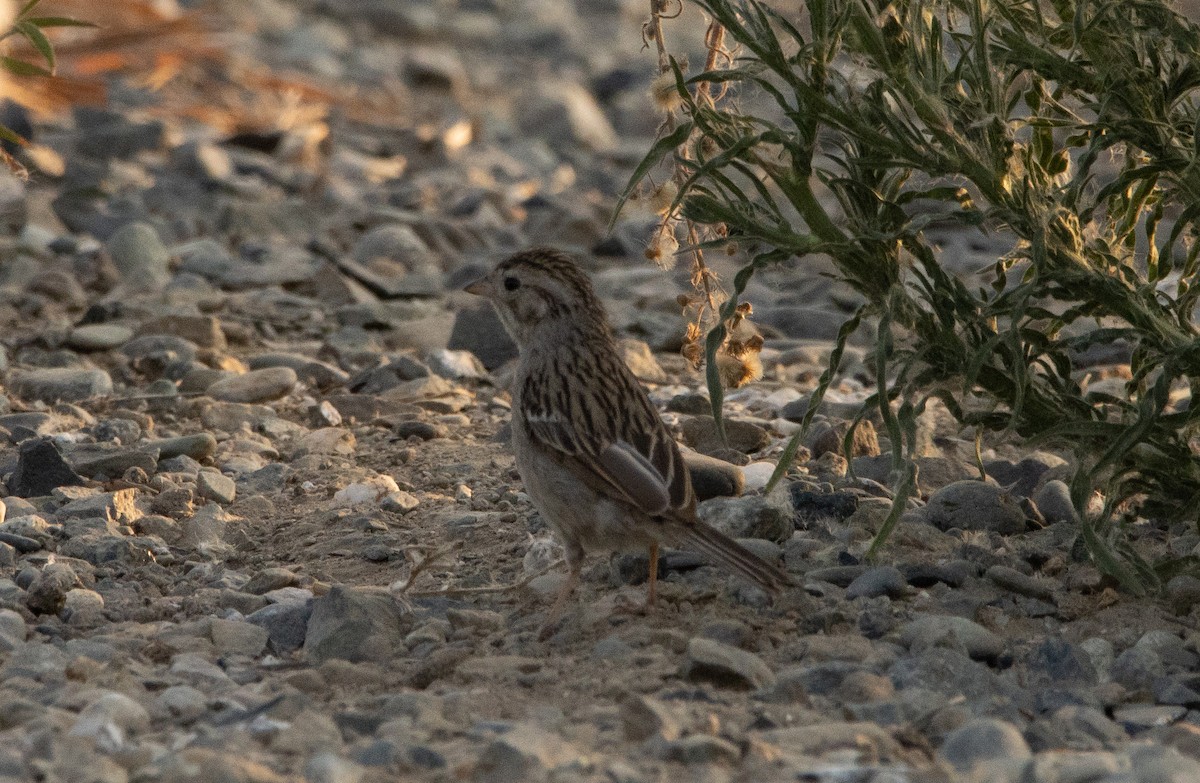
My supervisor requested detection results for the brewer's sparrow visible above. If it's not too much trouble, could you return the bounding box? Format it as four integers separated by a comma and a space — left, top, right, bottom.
466, 248, 789, 637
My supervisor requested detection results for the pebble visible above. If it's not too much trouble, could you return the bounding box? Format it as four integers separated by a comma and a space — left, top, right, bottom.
106, 221, 172, 289
926, 480, 1026, 534
900, 614, 1006, 662
684, 637, 775, 689
681, 416, 771, 455
304, 586, 408, 663
10, 367, 113, 403
696, 494, 793, 544
684, 452, 746, 500
845, 566, 907, 599
939, 717, 1031, 773
207, 367, 298, 403
66, 324, 135, 351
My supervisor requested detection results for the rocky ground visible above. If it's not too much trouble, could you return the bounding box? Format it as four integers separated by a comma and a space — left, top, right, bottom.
0, 1, 1197, 782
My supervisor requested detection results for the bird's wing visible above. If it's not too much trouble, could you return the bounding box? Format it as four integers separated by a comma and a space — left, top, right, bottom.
520, 355, 692, 519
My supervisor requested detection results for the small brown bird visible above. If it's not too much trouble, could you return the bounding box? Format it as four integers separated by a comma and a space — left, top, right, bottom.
466, 248, 789, 638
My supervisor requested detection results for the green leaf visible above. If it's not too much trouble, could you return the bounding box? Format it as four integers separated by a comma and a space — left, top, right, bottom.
0, 125, 26, 146
15, 20, 53, 71
17, 0, 42, 18
0, 56, 50, 77
608, 121, 693, 229
24, 16, 98, 29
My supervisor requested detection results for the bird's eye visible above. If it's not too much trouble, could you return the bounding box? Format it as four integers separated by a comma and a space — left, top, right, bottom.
503, 276, 521, 291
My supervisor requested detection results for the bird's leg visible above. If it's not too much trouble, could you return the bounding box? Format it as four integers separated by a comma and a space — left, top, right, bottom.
646, 542, 659, 608
537, 559, 581, 641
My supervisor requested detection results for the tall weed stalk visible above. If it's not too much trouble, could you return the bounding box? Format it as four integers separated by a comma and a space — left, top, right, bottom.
623, 0, 1200, 592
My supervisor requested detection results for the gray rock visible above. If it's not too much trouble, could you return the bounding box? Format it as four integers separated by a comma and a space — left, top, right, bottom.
684, 636, 775, 689
448, 303, 518, 370
846, 566, 907, 599
683, 452, 745, 501
1166, 575, 1200, 615
248, 600, 313, 653
1113, 704, 1186, 732
660, 734, 741, 765
1130, 742, 1200, 781
58, 489, 141, 524
26, 562, 81, 615
197, 470, 237, 504
10, 434, 87, 494
425, 349, 487, 380
521, 80, 617, 151
681, 416, 771, 455
67, 324, 135, 352
984, 455, 1065, 498
10, 368, 113, 404
304, 586, 409, 663
620, 695, 680, 742
304, 753, 364, 783
156, 684, 207, 722
926, 480, 1026, 534
353, 224, 432, 268
472, 723, 578, 783
0, 607, 27, 650
756, 305, 849, 340
899, 614, 1005, 662
248, 353, 350, 388
106, 221, 172, 289
206, 367, 298, 403
144, 433, 218, 461
938, 718, 1031, 773
1110, 645, 1165, 692
140, 314, 227, 350
209, 618, 269, 657
1034, 480, 1077, 524
986, 564, 1056, 601
696, 494, 792, 544
69, 691, 150, 748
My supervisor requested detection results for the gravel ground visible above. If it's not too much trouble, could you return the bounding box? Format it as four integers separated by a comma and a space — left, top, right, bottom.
0, 1, 1195, 781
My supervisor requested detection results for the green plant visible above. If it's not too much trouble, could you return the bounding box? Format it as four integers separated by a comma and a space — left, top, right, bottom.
622, 0, 1200, 593
0, 0, 95, 170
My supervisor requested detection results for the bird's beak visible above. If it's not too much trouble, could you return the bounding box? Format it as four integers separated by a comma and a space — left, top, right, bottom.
464, 278, 492, 296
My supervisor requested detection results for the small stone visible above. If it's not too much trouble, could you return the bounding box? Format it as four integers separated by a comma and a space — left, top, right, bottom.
1110, 645, 1165, 692
684, 452, 745, 501
393, 420, 447, 440
304, 586, 409, 664
333, 476, 401, 507
304, 753, 364, 783
144, 433, 218, 460
0, 608, 27, 650
197, 470, 237, 504
1167, 575, 1200, 614
10, 368, 113, 404
380, 491, 420, 514
696, 494, 793, 544
156, 684, 207, 722
472, 722, 578, 783
207, 367, 298, 403
426, 349, 487, 380
66, 324, 135, 352
681, 416, 771, 455
845, 566, 907, 599
58, 489, 141, 524
986, 564, 1055, 601
249, 353, 350, 388
661, 735, 741, 765
210, 618, 269, 657
900, 614, 1005, 662
1034, 479, 1077, 523
667, 393, 711, 415
1113, 704, 1186, 731
248, 600, 313, 653
938, 718, 1031, 773
926, 480, 1026, 534
812, 420, 880, 458
299, 427, 357, 455
26, 562, 80, 615
619, 339, 667, 383
140, 314, 226, 350
69, 691, 150, 748
684, 637, 775, 689
448, 304, 517, 370
106, 221, 171, 290
621, 695, 681, 742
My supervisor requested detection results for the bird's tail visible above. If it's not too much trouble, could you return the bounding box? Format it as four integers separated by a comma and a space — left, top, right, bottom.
672, 523, 791, 594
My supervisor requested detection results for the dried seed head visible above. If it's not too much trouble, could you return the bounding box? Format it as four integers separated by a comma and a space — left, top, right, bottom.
677, 293, 693, 308
648, 181, 679, 215
716, 351, 762, 388
644, 228, 679, 269
651, 72, 684, 112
